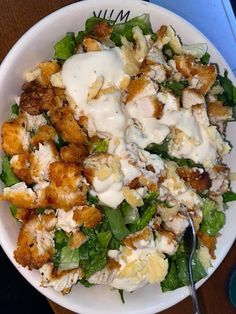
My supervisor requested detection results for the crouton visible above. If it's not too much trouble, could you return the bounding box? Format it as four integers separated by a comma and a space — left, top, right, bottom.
92, 21, 112, 39
10, 153, 33, 184
175, 55, 194, 77
60, 144, 87, 163
0, 182, 37, 208
14, 213, 57, 269
1, 117, 29, 155
176, 167, 211, 193
20, 80, 55, 115
46, 161, 88, 209
30, 125, 57, 146
124, 227, 152, 249
207, 101, 232, 124
37, 61, 61, 86
49, 106, 86, 145
83, 38, 102, 52
182, 88, 205, 108
198, 230, 216, 258
192, 64, 217, 95
68, 231, 86, 249
73, 205, 102, 228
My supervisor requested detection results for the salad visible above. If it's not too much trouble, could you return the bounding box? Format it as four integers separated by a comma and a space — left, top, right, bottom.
1, 14, 236, 300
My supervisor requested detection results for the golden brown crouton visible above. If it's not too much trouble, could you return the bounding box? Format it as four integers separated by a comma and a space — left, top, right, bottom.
46, 161, 88, 209
30, 125, 57, 146
1, 117, 28, 155
68, 231, 86, 249
123, 227, 152, 249
92, 21, 112, 39
73, 206, 102, 228
176, 167, 211, 193
14, 207, 33, 223
49, 106, 86, 145
126, 77, 149, 103
207, 101, 232, 123
175, 55, 194, 77
14, 213, 56, 269
198, 230, 216, 259
20, 80, 55, 115
152, 97, 164, 119
191, 64, 217, 95
156, 25, 168, 42
0, 183, 37, 208
60, 144, 87, 163
37, 61, 61, 86
10, 153, 33, 184
83, 38, 102, 52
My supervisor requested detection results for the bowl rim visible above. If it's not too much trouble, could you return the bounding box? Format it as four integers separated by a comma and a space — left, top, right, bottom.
0, 1, 235, 313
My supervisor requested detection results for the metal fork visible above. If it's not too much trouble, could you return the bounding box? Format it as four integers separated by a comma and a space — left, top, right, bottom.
184, 213, 202, 314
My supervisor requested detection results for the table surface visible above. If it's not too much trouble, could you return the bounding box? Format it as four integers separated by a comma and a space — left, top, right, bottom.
0, 1, 236, 314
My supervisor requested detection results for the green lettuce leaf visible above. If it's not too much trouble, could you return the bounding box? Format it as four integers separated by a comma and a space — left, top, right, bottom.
58, 246, 80, 272
79, 228, 108, 278
162, 80, 189, 96
54, 32, 76, 61
119, 201, 139, 224
0, 156, 21, 186
162, 44, 174, 60
200, 52, 211, 65
91, 138, 109, 153
9, 204, 17, 218
129, 192, 158, 232
223, 190, 236, 203
11, 103, 19, 116
200, 198, 225, 236
103, 206, 130, 240
145, 142, 202, 168
161, 244, 207, 292
87, 192, 99, 205
111, 13, 156, 46
53, 230, 69, 267
217, 71, 236, 118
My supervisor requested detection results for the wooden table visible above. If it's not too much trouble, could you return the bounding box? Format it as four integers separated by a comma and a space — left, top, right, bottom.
0, 1, 236, 313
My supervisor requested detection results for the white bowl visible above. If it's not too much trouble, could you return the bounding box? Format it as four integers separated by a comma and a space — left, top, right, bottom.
0, 1, 235, 313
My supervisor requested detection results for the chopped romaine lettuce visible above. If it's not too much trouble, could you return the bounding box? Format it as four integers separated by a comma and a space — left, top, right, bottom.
119, 201, 139, 224
87, 192, 99, 205
55, 134, 68, 150
145, 142, 202, 168
0, 156, 21, 186
79, 229, 107, 278
129, 192, 158, 232
217, 71, 236, 118
53, 230, 69, 267
200, 52, 211, 65
54, 32, 76, 61
161, 244, 206, 292
111, 13, 156, 46
162, 80, 189, 96
79, 278, 95, 287
103, 206, 130, 240
9, 204, 17, 218
90, 138, 109, 153
182, 43, 207, 58
200, 198, 225, 236
75, 14, 155, 47
163, 44, 174, 59
97, 231, 112, 248
223, 190, 236, 203
11, 103, 19, 116
58, 246, 80, 272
